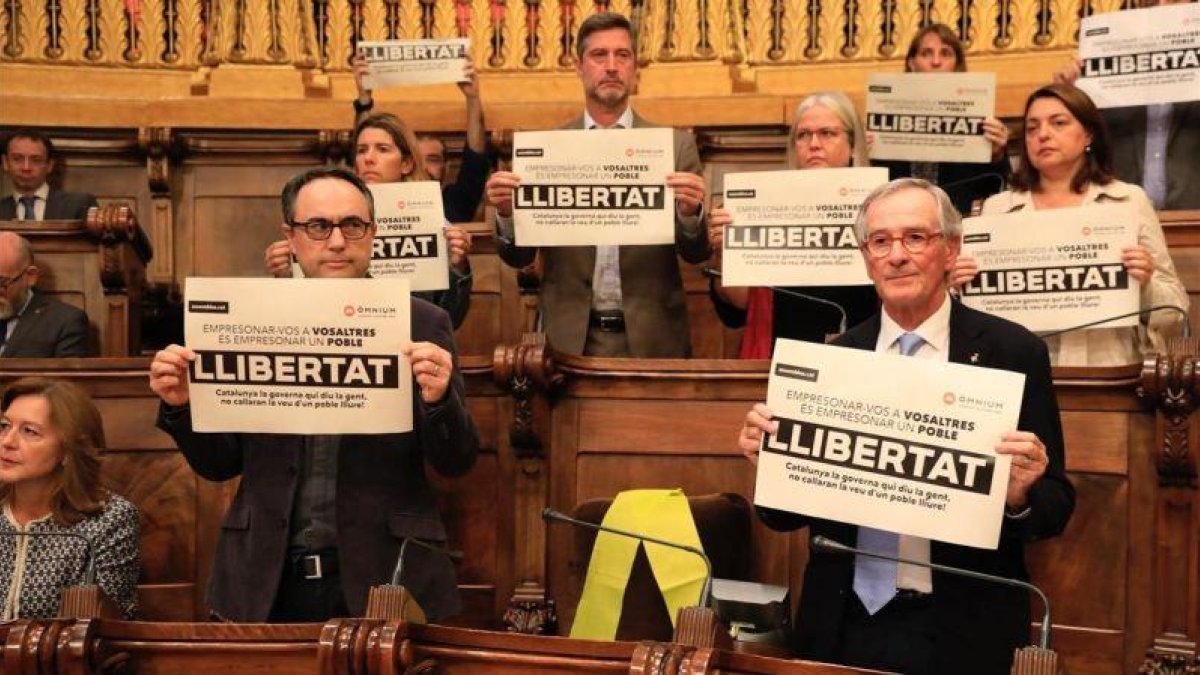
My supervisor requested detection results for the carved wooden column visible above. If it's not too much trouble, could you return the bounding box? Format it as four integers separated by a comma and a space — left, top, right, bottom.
1138, 338, 1200, 674
138, 126, 176, 285
494, 333, 562, 634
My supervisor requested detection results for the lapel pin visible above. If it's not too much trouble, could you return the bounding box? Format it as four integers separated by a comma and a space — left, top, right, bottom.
969, 352, 980, 364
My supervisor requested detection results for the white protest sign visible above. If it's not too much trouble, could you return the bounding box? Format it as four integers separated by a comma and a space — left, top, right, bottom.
960, 205, 1138, 333
185, 277, 412, 434
1077, 3, 1200, 108
359, 39, 470, 88
866, 72, 996, 163
756, 338, 1022, 550
369, 181, 449, 291
512, 128, 675, 246
721, 167, 886, 286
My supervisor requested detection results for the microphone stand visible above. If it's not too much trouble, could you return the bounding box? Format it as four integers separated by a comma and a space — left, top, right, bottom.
703, 268, 849, 335
366, 538, 461, 622
1036, 304, 1191, 339
811, 535, 1060, 675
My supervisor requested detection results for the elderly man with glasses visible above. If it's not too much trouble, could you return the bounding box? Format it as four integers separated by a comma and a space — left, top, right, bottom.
149, 166, 479, 623
737, 178, 1073, 675
0, 231, 90, 357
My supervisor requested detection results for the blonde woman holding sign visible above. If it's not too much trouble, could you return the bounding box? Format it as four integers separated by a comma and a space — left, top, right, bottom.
708, 91, 880, 355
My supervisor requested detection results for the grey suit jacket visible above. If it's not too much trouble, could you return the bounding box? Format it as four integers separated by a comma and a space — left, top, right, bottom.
158, 297, 479, 621
495, 111, 710, 357
1, 292, 91, 357
1103, 100, 1200, 210
0, 188, 98, 221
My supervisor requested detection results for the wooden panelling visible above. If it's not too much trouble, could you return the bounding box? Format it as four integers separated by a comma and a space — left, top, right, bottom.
1061, 411, 1129, 475
578, 400, 753, 455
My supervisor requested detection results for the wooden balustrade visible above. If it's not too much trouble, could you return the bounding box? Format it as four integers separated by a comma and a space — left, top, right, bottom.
0, 617, 881, 674
0, 0, 1104, 72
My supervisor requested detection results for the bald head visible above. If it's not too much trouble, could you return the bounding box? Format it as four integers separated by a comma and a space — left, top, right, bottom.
0, 232, 34, 270
0, 232, 37, 319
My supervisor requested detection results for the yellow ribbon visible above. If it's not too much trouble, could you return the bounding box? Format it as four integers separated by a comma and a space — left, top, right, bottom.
569, 489, 706, 640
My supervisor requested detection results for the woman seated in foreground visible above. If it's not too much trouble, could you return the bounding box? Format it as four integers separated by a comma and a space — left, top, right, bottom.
953, 83, 1186, 366
0, 377, 139, 619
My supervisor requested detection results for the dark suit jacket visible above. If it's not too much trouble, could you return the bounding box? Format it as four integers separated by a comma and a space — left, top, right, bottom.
442, 145, 493, 223
1103, 101, 1200, 210
496, 111, 711, 357
758, 301, 1074, 675
0, 188, 98, 220
1, 292, 91, 357
158, 298, 479, 621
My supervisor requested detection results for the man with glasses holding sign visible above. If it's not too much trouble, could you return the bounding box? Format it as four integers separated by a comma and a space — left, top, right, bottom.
149, 167, 479, 623
737, 178, 1073, 675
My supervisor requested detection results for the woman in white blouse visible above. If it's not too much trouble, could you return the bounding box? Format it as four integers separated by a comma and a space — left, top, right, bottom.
953, 83, 1186, 366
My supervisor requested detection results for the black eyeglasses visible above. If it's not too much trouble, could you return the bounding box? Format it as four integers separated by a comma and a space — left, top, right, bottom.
0, 268, 31, 291
287, 217, 373, 241
862, 231, 944, 258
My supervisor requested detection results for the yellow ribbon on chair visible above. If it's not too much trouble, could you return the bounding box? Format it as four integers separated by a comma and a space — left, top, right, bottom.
569, 489, 707, 640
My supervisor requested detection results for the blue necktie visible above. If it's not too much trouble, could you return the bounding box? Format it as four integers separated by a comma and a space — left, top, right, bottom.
852, 331, 924, 615
18, 195, 36, 221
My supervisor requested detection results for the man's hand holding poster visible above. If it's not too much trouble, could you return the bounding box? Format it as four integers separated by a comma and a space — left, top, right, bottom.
755, 339, 1023, 549
359, 38, 470, 88
722, 167, 887, 286
369, 181, 449, 291
1076, 3, 1200, 108
185, 278, 413, 435
866, 72, 997, 163
511, 128, 675, 246
960, 205, 1138, 333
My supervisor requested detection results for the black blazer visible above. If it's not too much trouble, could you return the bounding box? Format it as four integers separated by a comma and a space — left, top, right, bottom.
158, 297, 479, 621
1, 292, 91, 357
1103, 100, 1200, 210
0, 189, 98, 220
758, 301, 1074, 675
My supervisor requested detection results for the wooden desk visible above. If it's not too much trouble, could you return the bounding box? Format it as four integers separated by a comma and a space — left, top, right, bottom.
0, 618, 882, 675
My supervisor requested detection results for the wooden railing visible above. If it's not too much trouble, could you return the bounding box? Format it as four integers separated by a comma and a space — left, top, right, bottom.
0, 0, 1128, 73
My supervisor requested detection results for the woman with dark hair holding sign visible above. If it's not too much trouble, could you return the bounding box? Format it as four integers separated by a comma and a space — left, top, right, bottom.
707, 91, 880, 355
952, 83, 1186, 366
871, 24, 1012, 215
264, 113, 475, 328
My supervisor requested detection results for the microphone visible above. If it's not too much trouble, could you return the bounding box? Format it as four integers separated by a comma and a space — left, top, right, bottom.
0, 530, 97, 584
937, 172, 1007, 195
702, 267, 848, 335
541, 507, 714, 608
390, 537, 465, 586
1035, 304, 1191, 339
810, 534, 1053, 650
934, 172, 1007, 216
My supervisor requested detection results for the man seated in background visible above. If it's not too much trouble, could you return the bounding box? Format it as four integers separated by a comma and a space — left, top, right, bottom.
0, 232, 91, 358
1, 130, 98, 221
